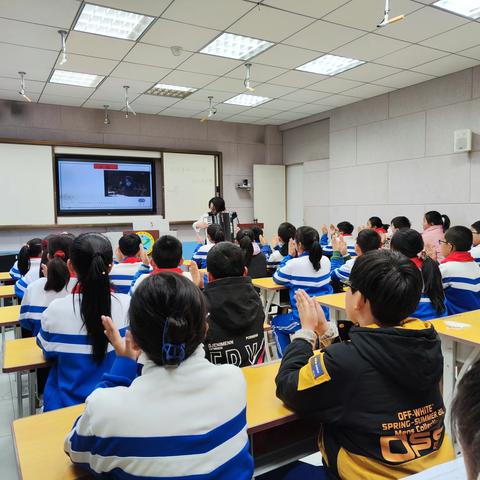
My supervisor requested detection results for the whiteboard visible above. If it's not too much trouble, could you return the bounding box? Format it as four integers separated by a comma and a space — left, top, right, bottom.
0, 144, 55, 225
163, 153, 217, 222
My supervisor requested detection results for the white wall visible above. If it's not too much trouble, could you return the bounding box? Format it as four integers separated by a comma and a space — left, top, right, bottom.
283, 66, 480, 232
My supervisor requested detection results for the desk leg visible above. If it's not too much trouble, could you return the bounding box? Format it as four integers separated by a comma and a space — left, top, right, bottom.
28, 371, 36, 416
329, 307, 339, 325
16, 372, 23, 418
442, 338, 456, 422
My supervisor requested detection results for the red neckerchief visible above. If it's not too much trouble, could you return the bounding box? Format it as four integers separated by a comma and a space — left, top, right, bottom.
151, 267, 183, 275
342, 234, 353, 238
410, 257, 423, 269
121, 257, 141, 264
374, 227, 387, 234
441, 251, 475, 264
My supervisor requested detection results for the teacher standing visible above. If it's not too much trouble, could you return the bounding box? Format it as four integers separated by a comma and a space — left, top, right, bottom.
192, 196, 226, 242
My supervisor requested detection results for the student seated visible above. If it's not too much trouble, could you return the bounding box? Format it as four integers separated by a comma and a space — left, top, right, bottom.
130, 235, 191, 294
367, 216, 388, 234
109, 233, 142, 294
391, 229, 447, 321
268, 222, 296, 267
321, 222, 356, 257
64, 273, 253, 480
452, 359, 480, 480
37, 233, 130, 411
19, 234, 76, 336
13, 238, 43, 299
439, 226, 480, 314
236, 228, 267, 279
272, 226, 332, 357
330, 230, 381, 284
422, 210, 450, 261
203, 242, 264, 367
276, 250, 454, 479
390, 216, 411, 233
470, 220, 480, 264
192, 224, 225, 268
252, 225, 272, 257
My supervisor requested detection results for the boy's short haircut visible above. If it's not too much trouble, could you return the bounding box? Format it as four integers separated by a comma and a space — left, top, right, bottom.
151, 235, 182, 269
391, 216, 411, 230
119, 233, 142, 257
445, 226, 474, 252
471, 221, 480, 234
251, 226, 263, 242
356, 230, 381, 253
337, 221, 354, 235
350, 249, 422, 327
207, 242, 245, 279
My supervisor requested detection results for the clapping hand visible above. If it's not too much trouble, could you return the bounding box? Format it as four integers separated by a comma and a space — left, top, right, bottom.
102, 316, 141, 361
288, 238, 297, 257
295, 289, 328, 336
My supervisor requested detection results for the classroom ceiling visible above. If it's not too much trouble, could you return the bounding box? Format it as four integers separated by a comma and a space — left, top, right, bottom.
0, 0, 479, 125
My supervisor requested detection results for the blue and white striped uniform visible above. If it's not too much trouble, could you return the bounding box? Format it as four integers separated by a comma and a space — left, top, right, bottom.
36, 292, 130, 411
412, 294, 448, 321
64, 346, 254, 480
192, 243, 214, 268
258, 243, 272, 257
321, 234, 357, 257
110, 259, 143, 294
267, 249, 284, 268
331, 258, 355, 283
9, 261, 21, 281
19, 277, 77, 336
471, 245, 480, 264
130, 266, 193, 295
439, 261, 480, 315
15, 258, 42, 300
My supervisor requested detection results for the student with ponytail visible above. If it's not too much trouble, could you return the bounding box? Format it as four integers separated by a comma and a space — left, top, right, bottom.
422, 210, 450, 261
65, 273, 253, 479
272, 226, 332, 356
367, 216, 389, 234
390, 229, 447, 320
37, 233, 130, 411
13, 238, 43, 299
236, 228, 267, 279
19, 234, 76, 336
192, 223, 225, 268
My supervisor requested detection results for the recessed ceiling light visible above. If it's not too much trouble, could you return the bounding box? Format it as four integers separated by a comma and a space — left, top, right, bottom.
200, 32, 273, 60
146, 83, 197, 98
433, 0, 480, 19
224, 93, 271, 107
74, 3, 155, 40
50, 70, 104, 88
296, 54, 365, 76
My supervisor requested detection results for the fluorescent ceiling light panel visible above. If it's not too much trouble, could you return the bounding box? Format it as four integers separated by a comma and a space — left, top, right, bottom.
50, 70, 104, 88
224, 93, 271, 107
296, 54, 365, 76
74, 3, 155, 40
200, 32, 273, 60
146, 83, 197, 98
433, 0, 480, 19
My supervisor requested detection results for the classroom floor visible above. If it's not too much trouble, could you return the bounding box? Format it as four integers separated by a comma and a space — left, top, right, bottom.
0, 328, 21, 480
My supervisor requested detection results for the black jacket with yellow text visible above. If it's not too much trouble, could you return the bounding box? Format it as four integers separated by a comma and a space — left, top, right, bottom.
275, 319, 455, 480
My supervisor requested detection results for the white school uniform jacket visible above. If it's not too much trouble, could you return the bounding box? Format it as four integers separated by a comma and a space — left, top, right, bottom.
109, 258, 143, 294
471, 245, 480, 264
439, 258, 480, 315
322, 235, 357, 257
15, 257, 42, 299
9, 260, 21, 281
19, 277, 77, 336
36, 292, 130, 411
130, 266, 192, 295
64, 346, 254, 480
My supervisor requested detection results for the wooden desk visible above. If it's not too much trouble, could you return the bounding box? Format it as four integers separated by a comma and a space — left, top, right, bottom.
182, 259, 192, 266
252, 277, 287, 317
0, 271, 13, 283
0, 305, 20, 329
315, 292, 346, 322
0, 284, 15, 300
13, 362, 307, 480
431, 311, 480, 413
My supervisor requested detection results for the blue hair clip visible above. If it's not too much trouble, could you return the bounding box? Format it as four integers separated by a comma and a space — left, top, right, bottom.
162, 317, 186, 364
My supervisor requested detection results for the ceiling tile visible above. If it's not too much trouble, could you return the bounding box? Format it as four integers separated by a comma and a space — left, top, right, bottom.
270, 69, 326, 88
262, 98, 303, 110
110, 62, 171, 82
0, 44, 58, 81
188, 88, 240, 103
338, 62, 401, 82
205, 76, 247, 92
39, 94, 85, 107
0, 76, 44, 93
290, 103, 332, 114
323, 0, 424, 32
284, 20, 365, 52
159, 106, 204, 116
375, 44, 447, 69
66, 32, 133, 61
162, 0, 253, 30
91, 0, 172, 16
332, 34, 409, 61
261, 0, 350, 19
316, 94, 360, 106
54, 53, 118, 76
141, 19, 220, 52
160, 70, 217, 89
215, 103, 251, 115
377, 6, 469, 43
374, 70, 434, 88
229, 5, 314, 43
342, 83, 394, 98
252, 44, 320, 69
460, 45, 480, 61
420, 22, 480, 53
94, 77, 154, 100
249, 83, 296, 97
226, 63, 288, 82
177, 53, 242, 76
412, 54, 480, 76
83, 99, 125, 110
41, 83, 95, 99
236, 105, 285, 117
0, 0, 80, 28
132, 94, 179, 107
127, 104, 163, 114
224, 114, 263, 123
0, 88, 41, 102
254, 117, 285, 125
269, 110, 308, 121
124, 43, 191, 68
193, 110, 233, 120
0, 18, 60, 50
308, 77, 363, 93
280, 89, 331, 103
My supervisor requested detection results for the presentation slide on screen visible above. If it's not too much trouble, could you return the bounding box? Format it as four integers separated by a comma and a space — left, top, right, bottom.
57, 159, 154, 212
